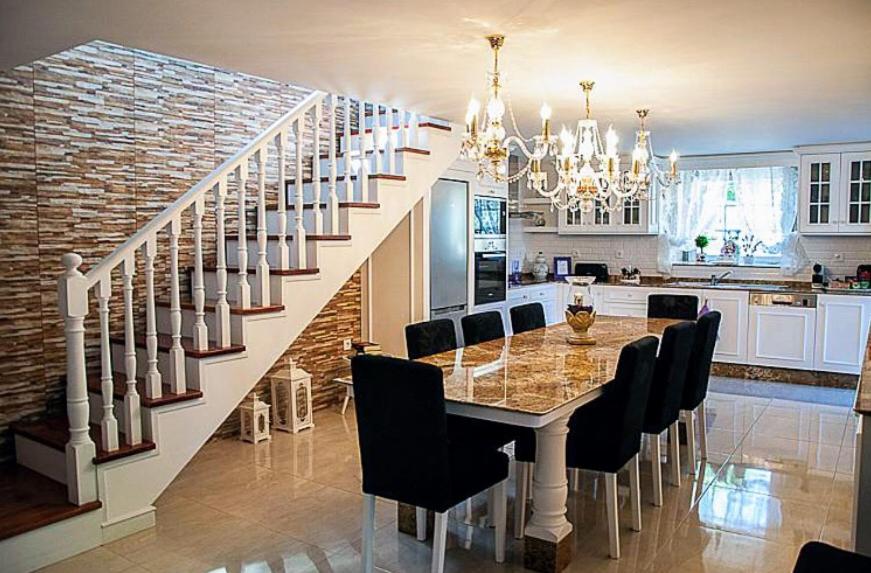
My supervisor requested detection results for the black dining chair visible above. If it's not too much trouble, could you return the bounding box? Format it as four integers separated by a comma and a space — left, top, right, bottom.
514, 336, 659, 559
793, 541, 871, 572
461, 311, 505, 346
509, 302, 546, 335
681, 310, 722, 475
641, 321, 696, 506
405, 318, 458, 360
352, 355, 509, 573
647, 294, 699, 320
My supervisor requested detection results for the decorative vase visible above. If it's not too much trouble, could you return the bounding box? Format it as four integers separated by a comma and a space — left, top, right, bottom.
532, 252, 548, 282
565, 309, 597, 345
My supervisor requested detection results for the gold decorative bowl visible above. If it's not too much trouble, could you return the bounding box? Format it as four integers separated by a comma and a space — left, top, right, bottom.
565, 309, 597, 345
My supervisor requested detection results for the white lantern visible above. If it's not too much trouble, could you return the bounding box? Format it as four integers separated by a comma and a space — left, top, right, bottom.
270, 359, 315, 434
239, 392, 271, 444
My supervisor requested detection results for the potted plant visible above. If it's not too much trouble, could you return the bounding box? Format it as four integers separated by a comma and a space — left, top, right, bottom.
694, 234, 710, 262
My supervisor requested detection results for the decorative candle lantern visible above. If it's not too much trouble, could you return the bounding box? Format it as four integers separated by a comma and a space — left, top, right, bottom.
239, 392, 271, 444
270, 359, 315, 434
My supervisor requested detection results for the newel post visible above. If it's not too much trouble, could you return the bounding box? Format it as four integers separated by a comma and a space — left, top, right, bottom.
58, 253, 97, 505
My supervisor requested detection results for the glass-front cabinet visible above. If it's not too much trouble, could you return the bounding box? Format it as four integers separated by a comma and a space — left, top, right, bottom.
558, 194, 657, 235
799, 147, 871, 235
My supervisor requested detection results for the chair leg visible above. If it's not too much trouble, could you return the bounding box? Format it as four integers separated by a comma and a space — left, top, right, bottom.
492, 479, 507, 563
527, 462, 535, 500
416, 507, 427, 541
341, 388, 351, 415
685, 409, 697, 475
650, 432, 663, 507
362, 494, 376, 573
604, 472, 620, 559
464, 498, 473, 525
514, 461, 528, 539
669, 421, 681, 487
432, 511, 448, 573
698, 402, 708, 459
570, 468, 581, 491
629, 454, 642, 532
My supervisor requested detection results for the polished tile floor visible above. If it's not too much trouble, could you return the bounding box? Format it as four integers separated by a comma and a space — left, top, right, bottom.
39, 377, 857, 572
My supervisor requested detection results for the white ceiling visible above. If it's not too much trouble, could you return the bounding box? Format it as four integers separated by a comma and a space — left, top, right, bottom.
2, 0, 870, 155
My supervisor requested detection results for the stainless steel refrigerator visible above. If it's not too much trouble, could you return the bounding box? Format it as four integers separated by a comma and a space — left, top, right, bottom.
430, 178, 468, 345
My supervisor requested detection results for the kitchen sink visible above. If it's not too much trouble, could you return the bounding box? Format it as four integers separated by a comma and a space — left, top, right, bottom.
664, 281, 789, 291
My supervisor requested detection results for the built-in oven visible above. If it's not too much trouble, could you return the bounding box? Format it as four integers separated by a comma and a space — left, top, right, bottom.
473, 195, 507, 237
474, 238, 506, 305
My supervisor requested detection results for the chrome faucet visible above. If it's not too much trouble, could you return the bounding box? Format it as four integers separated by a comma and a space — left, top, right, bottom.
710, 271, 732, 286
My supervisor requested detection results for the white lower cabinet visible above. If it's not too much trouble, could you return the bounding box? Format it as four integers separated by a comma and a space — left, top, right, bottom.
701, 289, 749, 364
506, 283, 561, 333
814, 294, 871, 374
748, 305, 817, 370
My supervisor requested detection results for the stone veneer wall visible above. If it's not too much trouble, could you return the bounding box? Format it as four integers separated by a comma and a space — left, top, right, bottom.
0, 40, 357, 460
214, 270, 361, 438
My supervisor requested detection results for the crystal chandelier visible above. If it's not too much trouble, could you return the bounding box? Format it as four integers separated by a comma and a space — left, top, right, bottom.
460, 34, 681, 215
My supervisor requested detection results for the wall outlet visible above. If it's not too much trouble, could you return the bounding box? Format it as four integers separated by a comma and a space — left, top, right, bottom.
615, 249, 625, 259
343, 339, 352, 351
571, 249, 581, 258
833, 253, 844, 261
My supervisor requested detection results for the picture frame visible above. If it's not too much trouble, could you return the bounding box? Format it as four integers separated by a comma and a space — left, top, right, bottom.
553, 256, 572, 282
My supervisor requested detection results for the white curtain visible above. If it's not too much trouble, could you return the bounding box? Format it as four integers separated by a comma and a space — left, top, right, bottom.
657, 169, 730, 275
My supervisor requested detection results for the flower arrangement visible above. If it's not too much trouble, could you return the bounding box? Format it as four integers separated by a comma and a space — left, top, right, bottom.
694, 234, 710, 262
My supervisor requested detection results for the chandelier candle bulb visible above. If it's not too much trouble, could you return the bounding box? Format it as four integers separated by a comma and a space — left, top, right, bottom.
670, 150, 679, 177
540, 103, 552, 139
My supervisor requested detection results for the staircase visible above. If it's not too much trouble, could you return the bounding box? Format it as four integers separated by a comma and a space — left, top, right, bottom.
1, 90, 460, 572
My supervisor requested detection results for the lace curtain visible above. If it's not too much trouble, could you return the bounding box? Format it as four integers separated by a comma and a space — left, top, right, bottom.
657, 166, 806, 275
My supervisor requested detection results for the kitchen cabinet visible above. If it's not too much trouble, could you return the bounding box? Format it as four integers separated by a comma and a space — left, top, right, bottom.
798, 147, 871, 235
507, 283, 562, 331
814, 294, 871, 374
557, 194, 658, 235
748, 302, 816, 370
701, 289, 750, 364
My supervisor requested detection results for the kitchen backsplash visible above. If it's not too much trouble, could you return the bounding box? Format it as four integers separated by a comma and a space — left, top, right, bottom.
509, 219, 871, 279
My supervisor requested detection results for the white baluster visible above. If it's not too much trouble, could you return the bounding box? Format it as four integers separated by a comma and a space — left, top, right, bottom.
399, 108, 409, 149
275, 131, 289, 269
410, 111, 420, 148
97, 276, 119, 451
192, 196, 208, 351
343, 96, 352, 202
328, 94, 339, 234
214, 179, 231, 347
359, 101, 369, 202
168, 216, 186, 394
236, 164, 251, 309
255, 146, 270, 306
372, 103, 383, 175
143, 237, 161, 399
312, 100, 323, 235
59, 253, 97, 504
294, 117, 307, 269
122, 255, 142, 446
386, 106, 395, 175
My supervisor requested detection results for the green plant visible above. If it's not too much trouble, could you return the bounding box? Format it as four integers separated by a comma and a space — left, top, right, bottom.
694, 234, 710, 250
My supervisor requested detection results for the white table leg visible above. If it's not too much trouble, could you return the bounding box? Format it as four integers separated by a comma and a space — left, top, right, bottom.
523, 413, 573, 572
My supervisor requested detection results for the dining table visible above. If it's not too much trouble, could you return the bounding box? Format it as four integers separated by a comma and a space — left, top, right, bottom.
337, 315, 677, 573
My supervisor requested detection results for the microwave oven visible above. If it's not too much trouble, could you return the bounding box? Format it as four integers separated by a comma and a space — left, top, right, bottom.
473, 195, 507, 237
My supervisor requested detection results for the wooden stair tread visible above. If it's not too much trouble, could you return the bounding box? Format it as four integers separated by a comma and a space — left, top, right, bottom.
199, 265, 319, 276
319, 147, 430, 159
0, 463, 102, 541
86, 372, 203, 408
108, 333, 245, 358
348, 122, 451, 136
226, 233, 351, 241
11, 417, 157, 465
284, 173, 406, 185
156, 299, 285, 316
287, 202, 380, 210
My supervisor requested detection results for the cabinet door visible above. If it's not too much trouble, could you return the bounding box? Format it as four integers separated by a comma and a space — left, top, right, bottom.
702, 290, 749, 364
558, 198, 614, 234
605, 302, 647, 317
814, 295, 871, 374
840, 152, 871, 234
748, 306, 816, 370
799, 154, 841, 234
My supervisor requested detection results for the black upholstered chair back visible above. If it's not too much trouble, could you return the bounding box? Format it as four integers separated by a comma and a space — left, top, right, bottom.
461, 311, 505, 346
567, 336, 658, 473
509, 302, 546, 335
405, 318, 458, 360
352, 355, 452, 509
681, 310, 722, 410
648, 294, 699, 320
643, 321, 696, 434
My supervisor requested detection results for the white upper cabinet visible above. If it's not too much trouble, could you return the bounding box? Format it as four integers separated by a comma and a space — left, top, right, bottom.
799, 146, 871, 235
557, 194, 658, 235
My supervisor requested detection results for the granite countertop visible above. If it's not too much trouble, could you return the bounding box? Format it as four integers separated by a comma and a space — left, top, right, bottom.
414, 316, 676, 416
855, 331, 871, 415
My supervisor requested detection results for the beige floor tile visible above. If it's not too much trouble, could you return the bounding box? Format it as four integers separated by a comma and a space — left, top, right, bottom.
750, 412, 847, 445
838, 446, 856, 475
36, 547, 136, 573
734, 434, 841, 474
649, 524, 801, 572
821, 474, 854, 551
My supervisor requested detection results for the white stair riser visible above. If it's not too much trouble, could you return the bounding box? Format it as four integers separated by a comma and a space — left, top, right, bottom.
15, 434, 66, 485
110, 342, 204, 385
316, 152, 411, 178
200, 269, 290, 306
267, 207, 355, 235
155, 305, 247, 346
283, 179, 380, 205
339, 127, 434, 154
